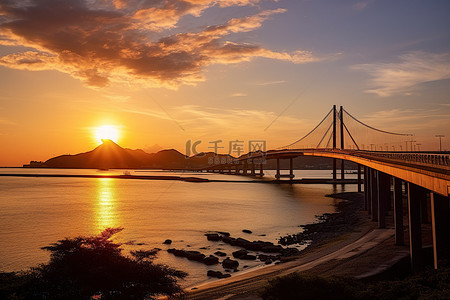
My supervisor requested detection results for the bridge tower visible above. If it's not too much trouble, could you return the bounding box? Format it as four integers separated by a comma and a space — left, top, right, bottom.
340, 105, 345, 180
332, 105, 337, 180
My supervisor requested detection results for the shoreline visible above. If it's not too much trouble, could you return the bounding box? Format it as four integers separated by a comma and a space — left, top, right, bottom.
184, 192, 397, 299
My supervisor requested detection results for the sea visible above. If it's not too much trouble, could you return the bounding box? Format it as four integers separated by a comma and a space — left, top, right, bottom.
0, 168, 356, 287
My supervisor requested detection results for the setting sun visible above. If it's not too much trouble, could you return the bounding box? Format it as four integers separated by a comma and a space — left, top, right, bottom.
94, 125, 120, 144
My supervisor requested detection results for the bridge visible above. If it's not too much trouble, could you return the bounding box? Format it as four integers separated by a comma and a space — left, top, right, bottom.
202, 105, 450, 274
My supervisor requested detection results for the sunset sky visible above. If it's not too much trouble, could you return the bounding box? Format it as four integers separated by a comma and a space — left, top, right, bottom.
0, 0, 449, 166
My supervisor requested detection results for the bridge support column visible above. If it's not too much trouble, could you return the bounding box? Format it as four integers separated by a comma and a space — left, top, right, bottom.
363, 166, 369, 210
332, 159, 337, 180
275, 158, 280, 180
431, 193, 450, 269
371, 169, 378, 221
393, 177, 404, 245
377, 172, 390, 228
367, 168, 372, 215
289, 158, 294, 181
250, 161, 256, 176
407, 182, 424, 272
243, 161, 248, 175
259, 163, 264, 177
357, 164, 362, 193
341, 160, 345, 180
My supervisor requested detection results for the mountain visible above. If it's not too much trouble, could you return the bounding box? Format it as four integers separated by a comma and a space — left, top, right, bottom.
40, 139, 233, 169
44, 139, 153, 169
25, 139, 346, 170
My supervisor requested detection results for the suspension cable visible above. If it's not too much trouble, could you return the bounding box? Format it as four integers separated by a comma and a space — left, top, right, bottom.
277, 107, 333, 149
343, 122, 359, 150
316, 122, 333, 148
325, 129, 333, 148
343, 108, 412, 136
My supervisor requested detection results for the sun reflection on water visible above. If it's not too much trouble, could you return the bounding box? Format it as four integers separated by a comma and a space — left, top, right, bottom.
96, 178, 118, 231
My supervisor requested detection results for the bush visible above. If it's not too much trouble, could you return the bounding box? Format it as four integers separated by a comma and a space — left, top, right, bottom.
0, 228, 186, 300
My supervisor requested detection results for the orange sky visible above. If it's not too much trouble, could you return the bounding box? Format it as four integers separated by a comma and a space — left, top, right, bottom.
0, 0, 449, 166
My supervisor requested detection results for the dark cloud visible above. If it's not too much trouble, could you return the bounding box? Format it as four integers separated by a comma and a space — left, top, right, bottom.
0, 0, 321, 87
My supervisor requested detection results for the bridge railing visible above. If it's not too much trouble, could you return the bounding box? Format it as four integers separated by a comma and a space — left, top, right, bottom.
283, 148, 450, 170
358, 151, 450, 169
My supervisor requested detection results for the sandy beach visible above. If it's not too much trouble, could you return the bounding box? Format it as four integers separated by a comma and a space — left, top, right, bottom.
184, 192, 410, 300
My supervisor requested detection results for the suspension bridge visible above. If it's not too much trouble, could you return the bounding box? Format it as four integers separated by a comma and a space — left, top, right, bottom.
201, 105, 450, 274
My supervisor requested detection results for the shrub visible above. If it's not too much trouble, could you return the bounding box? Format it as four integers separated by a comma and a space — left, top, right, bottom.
0, 228, 186, 299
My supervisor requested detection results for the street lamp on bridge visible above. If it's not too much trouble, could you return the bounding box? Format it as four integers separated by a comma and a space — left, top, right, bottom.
411, 140, 416, 152
435, 135, 445, 152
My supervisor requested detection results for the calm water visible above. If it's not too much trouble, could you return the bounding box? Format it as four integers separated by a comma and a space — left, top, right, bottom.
0, 168, 356, 287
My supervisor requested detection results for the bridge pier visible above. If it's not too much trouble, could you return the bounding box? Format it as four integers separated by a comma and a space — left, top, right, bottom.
259, 163, 264, 177
275, 158, 280, 180
341, 160, 345, 180
357, 164, 362, 193
243, 161, 248, 175
332, 159, 337, 180
251, 161, 256, 176
366, 167, 372, 215
363, 166, 369, 211
371, 169, 378, 221
289, 158, 294, 180
430, 192, 450, 269
407, 182, 425, 272
377, 171, 390, 228
393, 177, 404, 245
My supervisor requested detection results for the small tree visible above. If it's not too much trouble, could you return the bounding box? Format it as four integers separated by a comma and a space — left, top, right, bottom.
2, 228, 186, 299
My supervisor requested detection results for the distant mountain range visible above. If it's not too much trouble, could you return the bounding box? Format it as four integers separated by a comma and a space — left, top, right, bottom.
24, 139, 234, 169
23, 139, 348, 170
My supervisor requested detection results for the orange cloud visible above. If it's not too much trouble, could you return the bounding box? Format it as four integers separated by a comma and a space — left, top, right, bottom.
0, 0, 322, 88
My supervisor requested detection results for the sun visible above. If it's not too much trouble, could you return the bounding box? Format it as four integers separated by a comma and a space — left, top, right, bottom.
94, 125, 120, 144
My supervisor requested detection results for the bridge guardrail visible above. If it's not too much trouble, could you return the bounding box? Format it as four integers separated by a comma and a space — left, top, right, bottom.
295, 149, 450, 170
278, 148, 450, 170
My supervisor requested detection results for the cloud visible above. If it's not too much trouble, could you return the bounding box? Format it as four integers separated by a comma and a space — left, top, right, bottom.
123, 104, 307, 132
230, 92, 247, 97
0, 0, 322, 88
0, 117, 15, 125
352, 51, 450, 97
352, 1, 373, 11
361, 108, 450, 131
254, 80, 286, 86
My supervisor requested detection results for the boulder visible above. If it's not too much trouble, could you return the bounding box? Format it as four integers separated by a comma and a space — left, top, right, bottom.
185, 251, 206, 262
167, 248, 187, 257
234, 238, 251, 248
214, 251, 227, 257
222, 257, 239, 269
232, 249, 248, 259
163, 239, 172, 244
242, 229, 252, 234
205, 233, 221, 241
261, 245, 283, 253
203, 255, 219, 265
221, 236, 235, 244
240, 254, 256, 260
